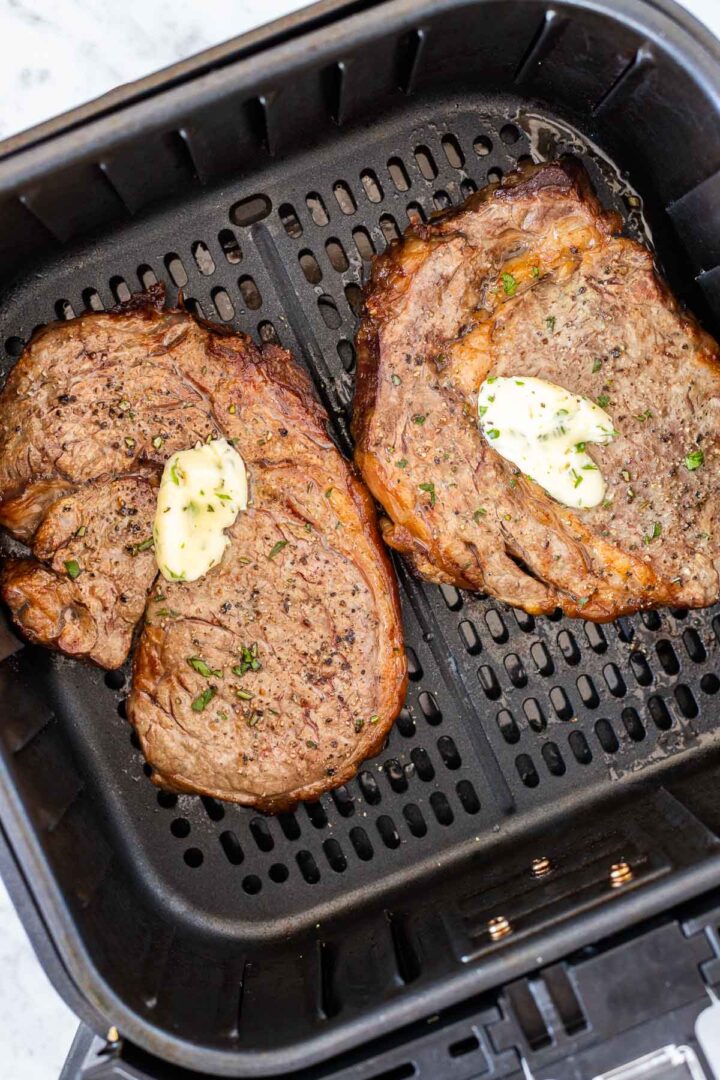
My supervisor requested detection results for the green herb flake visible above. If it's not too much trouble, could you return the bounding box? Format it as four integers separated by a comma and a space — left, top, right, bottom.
396, 458, 408, 469
596, 394, 610, 408
354, 717, 365, 733
577, 597, 590, 608
515, 379, 525, 386
155, 607, 180, 619
74, 525, 86, 538
217, 711, 228, 722
501, 271, 518, 296
685, 449, 704, 471
487, 428, 501, 440
152, 435, 164, 450
306, 739, 318, 749
118, 399, 131, 411
130, 537, 154, 555
643, 522, 662, 545
592, 358, 602, 373
531, 266, 540, 278
473, 508, 487, 521
191, 687, 216, 713
478, 405, 488, 417
391, 373, 402, 386
571, 469, 583, 489
64, 559, 81, 580
546, 316, 556, 332
124, 436, 136, 450
232, 644, 261, 677
411, 413, 427, 425
268, 540, 289, 559
235, 688, 254, 701
228, 404, 236, 414
418, 481, 437, 507
325, 488, 333, 499
169, 460, 182, 486
486, 376, 497, 384
635, 409, 653, 422
575, 442, 586, 452
369, 714, 380, 725
187, 656, 222, 679
582, 463, 598, 471
247, 712, 261, 728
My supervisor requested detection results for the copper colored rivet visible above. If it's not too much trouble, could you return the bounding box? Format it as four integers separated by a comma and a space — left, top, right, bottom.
488, 915, 512, 941
609, 860, 633, 888
531, 856, 552, 878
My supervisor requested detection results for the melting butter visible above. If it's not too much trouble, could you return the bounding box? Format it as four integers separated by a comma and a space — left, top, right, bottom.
478, 376, 617, 508
154, 438, 248, 582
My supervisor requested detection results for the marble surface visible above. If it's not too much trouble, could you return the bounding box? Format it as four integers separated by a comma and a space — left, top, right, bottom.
1, 0, 720, 1077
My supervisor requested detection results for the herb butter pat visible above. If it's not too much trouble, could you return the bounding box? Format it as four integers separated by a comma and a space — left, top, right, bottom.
477, 375, 617, 509
154, 438, 248, 582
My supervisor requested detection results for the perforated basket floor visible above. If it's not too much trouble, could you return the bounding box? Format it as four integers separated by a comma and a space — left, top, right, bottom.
2, 63, 720, 1075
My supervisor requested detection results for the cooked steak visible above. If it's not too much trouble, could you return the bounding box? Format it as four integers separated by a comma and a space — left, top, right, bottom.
0, 288, 406, 807
353, 159, 720, 620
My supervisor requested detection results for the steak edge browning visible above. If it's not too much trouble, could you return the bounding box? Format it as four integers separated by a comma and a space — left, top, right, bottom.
353, 159, 720, 621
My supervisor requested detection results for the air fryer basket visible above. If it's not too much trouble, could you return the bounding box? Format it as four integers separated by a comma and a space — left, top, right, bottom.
1, 0, 720, 1074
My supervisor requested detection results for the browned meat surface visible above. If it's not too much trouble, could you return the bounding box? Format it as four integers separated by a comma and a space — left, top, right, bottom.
0, 289, 406, 808
353, 159, 720, 621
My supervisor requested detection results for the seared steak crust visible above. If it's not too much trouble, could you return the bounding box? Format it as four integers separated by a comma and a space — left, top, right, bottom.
353, 160, 720, 620
0, 291, 406, 808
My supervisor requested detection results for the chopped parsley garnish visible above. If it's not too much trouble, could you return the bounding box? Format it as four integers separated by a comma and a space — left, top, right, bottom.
187, 656, 222, 679
685, 449, 704, 471
191, 687, 216, 713
268, 540, 289, 559
577, 597, 590, 608
571, 469, 583, 488
124, 436, 135, 450
546, 316, 556, 332
391, 373, 402, 386
582, 463, 598, 471
473, 508, 487, 521
354, 717, 364, 733
235, 688, 254, 701
634, 409, 653, 422
155, 608, 180, 618
215, 491, 231, 501
369, 714, 379, 724
325, 488, 333, 499
575, 442, 586, 452
74, 525, 86, 538
486, 376, 497, 384
169, 460, 182, 485
130, 537, 154, 555
396, 458, 408, 469
487, 428, 500, 439
306, 739, 318, 749
152, 435, 164, 450
592, 358, 602, 373
531, 266, 540, 278
232, 644, 261, 676
411, 413, 427, 425
596, 394, 610, 408
478, 405, 488, 417
643, 522, 662, 544
247, 712, 261, 728
64, 559, 81, 580
515, 379, 525, 386
418, 481, 436, 507
501, 271, 518, 297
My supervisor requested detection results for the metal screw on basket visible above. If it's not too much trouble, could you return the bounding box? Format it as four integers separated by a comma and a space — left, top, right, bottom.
488, 915, 512, 941
106, 1026, 120, 1044
531, 856, 553, 878
609, 860, 634, 888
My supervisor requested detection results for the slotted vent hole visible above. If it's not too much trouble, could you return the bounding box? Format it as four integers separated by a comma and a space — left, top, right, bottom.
337, 339, 355, 371
474, 135, 492, 156
388, 157, 410, 191
333, 181, 356, 215
621, 707, 645, 741
379, 213, 401, 245
358, 770, 381, 805
218, 228, 242, 263
269, 862, 289, 883
500, 123, 520, 144
568, 731, 592, 765
450, 1034, 480, 1058
406, 201, 426, 225
459, 620, 481, 655
238, 275, 262, 310
250, 817, 275, 850
442, 134, 465, 169
377, 815, 401, 848
212, 287, 234, 321
305, 801, 328, 829
656, 640, 680, 675
403, 804, 427, 837
384, 760, 408, 794
192, 240, 215, 275
701, 673, 720, 695
229, 193, 272, 227
138, 264, 157, 289
414, 145, 438, 180
487, 167, 503, 184
430, 792, 454, 826
297, 850, 321, 884
682, 628, 706, 663
674, 684, 698, 718
460, 178, 478, 198
331, 785, 355, 817
323, 839, 347, 873
318, 294, 342, 329
434, 190, 453, 210
516, 753, 540, 788
497, 709, 520, 744
345, 283, 363, 317
110, 276, 131, 303
531, 642, 553, 676
360, 168, 383, 202
523, 698, 546, 732
541, 742, 566, 776
595, 719, 619, 754
258, 320, 280, 345
437, 736, 461, 770
55, 299, 76, 320
83, 288, 104, 311
406, 646, 423, 681
278, 812, 301, 841
396, 707, 415, 738
306, 192, 329, 226
164, 253, 188, 287
279, 202, 303, 238
242, 874, 262, 895
410, 747, 435, 782
200, 796, 224, 822
456, 780, 480, 814
299, 249, 322, 284
170, 817, 190, 838
349, 826, 373, 861
353, 226, 375, 261
325, 237, 349, 272
157, 791, 177, 809
183, 847, 203, 868
219, 831, 244, 865
418, 691, 441, 725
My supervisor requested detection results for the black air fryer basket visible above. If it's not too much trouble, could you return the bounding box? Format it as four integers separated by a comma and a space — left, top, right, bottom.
2, 1, 720, 1077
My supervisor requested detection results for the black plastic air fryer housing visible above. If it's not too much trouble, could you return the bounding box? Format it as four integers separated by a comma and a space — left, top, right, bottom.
2, 1, 720, 1077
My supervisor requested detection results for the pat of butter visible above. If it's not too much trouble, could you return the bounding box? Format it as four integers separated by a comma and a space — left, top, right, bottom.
478, 375, 617, 509
154, 438, 248, 582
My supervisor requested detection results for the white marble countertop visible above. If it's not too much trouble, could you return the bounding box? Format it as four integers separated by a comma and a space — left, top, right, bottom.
1, 0, 720, 1077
